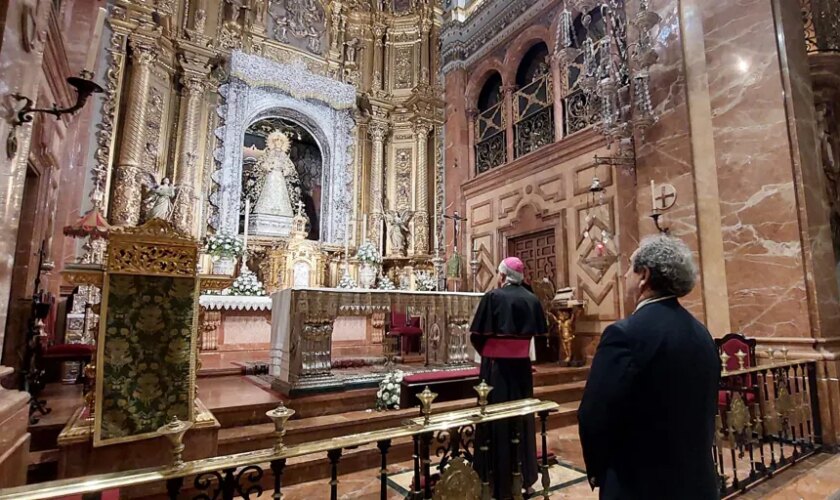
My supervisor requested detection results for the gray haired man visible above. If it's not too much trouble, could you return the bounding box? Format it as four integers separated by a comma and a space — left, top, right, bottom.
578, 235, 721, 499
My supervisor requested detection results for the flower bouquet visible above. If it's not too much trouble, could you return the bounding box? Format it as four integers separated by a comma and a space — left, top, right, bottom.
356, 241, 382, 265
377, 274, 396, 290
376, 370, 404, 410
204, 233, 245, 258
224, 270, 266, 296
415, 270, 437, 291
337, 270, 358, 289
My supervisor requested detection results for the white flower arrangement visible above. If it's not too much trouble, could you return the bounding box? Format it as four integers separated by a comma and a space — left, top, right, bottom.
337, 270, 358, 289
415, 271, 437, 292
204, 233, 245, 258
356, 241, 382, 265
377, 274, 396, 290
376, 370, 404, 411
224, 270, 267, 296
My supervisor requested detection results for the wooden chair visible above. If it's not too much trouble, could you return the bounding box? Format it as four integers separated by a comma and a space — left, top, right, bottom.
715, 333, 757, 410
386, 309, 423, 357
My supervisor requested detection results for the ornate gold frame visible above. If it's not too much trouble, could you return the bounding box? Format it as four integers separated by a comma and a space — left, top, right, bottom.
93, 219, 201, 447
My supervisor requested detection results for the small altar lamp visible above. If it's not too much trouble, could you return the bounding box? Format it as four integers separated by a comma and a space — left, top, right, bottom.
62, 207, 112, 240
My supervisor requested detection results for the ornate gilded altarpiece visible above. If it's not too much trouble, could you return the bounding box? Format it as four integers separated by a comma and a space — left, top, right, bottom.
94, 220, 200, 446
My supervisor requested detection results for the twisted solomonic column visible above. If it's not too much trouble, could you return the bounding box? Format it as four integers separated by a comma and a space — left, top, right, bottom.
368, 121, 389, 247
172, 75, 207, 236
414, 121, 432, 255
110, 40, 157, 226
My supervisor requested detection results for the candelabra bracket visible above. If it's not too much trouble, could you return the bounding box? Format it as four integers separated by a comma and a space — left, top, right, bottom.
7, 75, 103, 159
650, 211, 669, 235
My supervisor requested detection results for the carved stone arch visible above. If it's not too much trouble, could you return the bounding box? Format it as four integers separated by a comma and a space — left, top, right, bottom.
465, 58, 506, 109
502, 25, 552, 85
211, 51, 356, 244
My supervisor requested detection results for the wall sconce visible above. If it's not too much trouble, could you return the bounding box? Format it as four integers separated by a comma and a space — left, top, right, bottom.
649, 181, 677, 234
6, 74, 104, 159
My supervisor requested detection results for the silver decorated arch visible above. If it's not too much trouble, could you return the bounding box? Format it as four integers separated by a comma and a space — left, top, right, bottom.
210, 51, 356, 244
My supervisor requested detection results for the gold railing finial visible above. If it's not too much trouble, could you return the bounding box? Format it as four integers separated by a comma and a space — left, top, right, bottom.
157, 416, 193, 468
473, 379, 493, 415
266, 403, 296, 451
720, 352, 730, 375
417, 386, 438, 425
735, 349, 746, 371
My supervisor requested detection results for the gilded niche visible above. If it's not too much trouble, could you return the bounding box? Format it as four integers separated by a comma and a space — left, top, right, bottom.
268, 0, 327, 55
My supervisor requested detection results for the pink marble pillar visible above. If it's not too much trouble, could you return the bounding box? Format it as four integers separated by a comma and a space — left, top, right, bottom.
443, 68, 470, 259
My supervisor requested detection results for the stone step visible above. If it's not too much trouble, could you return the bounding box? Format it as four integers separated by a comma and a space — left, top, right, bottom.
218, 382, 585, 456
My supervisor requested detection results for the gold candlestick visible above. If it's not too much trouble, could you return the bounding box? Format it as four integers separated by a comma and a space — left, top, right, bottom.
266, 403, 296, 452
416, 386, 438, 425
735, 349, 746, 370
720, 352, 730, 375
473, 379, 493, 415
157, 416, 193, 468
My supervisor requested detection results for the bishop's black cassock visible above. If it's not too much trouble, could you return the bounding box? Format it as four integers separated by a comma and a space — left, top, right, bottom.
470, 283, 547, 499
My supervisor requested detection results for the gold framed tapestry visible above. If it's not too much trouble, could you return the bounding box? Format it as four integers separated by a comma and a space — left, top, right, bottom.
94, 220, 200, 446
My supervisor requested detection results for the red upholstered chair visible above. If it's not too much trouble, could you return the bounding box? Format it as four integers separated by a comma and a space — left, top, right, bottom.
715, 333, 757, 410
387, 310, 423, 356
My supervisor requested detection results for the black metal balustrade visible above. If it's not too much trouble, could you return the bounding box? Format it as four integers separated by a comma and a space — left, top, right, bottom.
801, 0, 840, 53
475, 102, 506, 174
714, 359, 822, 497
0, 397, 559, 500
514, 75, 554, 159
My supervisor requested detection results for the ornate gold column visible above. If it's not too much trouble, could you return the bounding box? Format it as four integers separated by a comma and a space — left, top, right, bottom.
172, 73, 206, 236
110, 39, 157, 226
413, 121, 432, 255
368, 120, 389, 246
372, 23, 386, 95
419, 14, 432, 83
502, 85, 518, 164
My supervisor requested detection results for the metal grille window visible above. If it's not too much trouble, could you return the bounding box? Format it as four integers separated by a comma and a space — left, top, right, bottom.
513, 75, 554, 159
474, 103, 506, 174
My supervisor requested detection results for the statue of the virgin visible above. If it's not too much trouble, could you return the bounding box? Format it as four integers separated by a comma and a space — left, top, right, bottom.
253, 131, 295, 219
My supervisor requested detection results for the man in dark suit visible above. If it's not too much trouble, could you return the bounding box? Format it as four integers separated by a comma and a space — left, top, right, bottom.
578, 235, 721, 499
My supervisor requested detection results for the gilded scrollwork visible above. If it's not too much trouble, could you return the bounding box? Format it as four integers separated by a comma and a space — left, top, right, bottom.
107, 219, 199, 276
394, 45, 414, 89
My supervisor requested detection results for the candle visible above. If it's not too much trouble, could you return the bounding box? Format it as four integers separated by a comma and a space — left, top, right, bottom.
434, 214, 439, 253
243, 198, 250, 249
344, 212, 350, 259
84, 7, 107, 74
362, 214, 368, 244
650, 180, 656, 211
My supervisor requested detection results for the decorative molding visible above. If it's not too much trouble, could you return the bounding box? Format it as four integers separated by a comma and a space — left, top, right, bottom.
229, 51, 356, 109
441, 0, 555, 73
213, 51, 356, 245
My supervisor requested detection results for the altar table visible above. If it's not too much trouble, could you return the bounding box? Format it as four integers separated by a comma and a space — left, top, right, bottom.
270, 288, 483, 394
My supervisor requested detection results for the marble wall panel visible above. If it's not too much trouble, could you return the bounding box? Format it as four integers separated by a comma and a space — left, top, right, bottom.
702, 0, 810, 337
633, 0, 706, 321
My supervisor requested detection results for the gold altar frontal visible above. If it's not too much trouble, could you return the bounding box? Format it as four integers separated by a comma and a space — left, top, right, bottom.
269, 288, 482, 395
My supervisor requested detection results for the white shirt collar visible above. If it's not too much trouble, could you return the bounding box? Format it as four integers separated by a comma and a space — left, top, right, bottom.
633, 295, 676, 314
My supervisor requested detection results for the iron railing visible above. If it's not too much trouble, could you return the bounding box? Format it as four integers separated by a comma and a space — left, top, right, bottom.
475, 102, 506, 174
0, 398, 560, 500
714, 359, 821, 497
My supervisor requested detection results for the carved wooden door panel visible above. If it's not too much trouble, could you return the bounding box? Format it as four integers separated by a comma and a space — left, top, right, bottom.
508, 229, 557, 287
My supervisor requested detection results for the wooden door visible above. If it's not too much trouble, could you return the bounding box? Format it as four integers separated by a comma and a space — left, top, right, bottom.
507, 229, 557, 288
